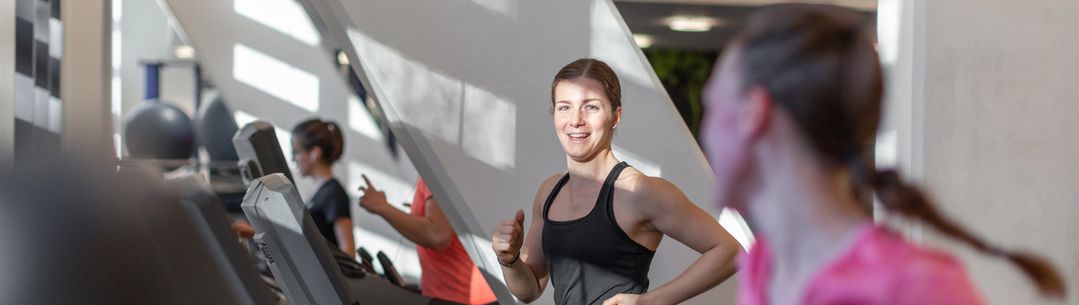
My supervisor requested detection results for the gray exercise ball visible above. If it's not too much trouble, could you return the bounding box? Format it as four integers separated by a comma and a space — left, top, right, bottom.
196, 94, 239, 161
123, 100, 196, 159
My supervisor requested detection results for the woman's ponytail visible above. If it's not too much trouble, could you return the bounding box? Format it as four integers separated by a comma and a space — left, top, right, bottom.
870, 169, 1066, 297
325, 122, 345, 162
292, 119, 346, 165
737, 4, 1066, 298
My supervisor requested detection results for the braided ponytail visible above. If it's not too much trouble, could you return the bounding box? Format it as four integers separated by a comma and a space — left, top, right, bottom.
866, 168, 1066, 297
736, 4, 1067, 299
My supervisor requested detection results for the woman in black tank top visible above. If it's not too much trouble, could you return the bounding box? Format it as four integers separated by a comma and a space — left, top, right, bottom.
290, 119, 355, 254
491, 59, 742, 305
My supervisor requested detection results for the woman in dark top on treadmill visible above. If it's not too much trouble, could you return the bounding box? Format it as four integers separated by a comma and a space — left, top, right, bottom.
491, 59, 742, 305
292, 118, 355, 254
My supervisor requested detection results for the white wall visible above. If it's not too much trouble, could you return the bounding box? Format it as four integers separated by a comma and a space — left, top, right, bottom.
301, 0, 742, 304
876, 0, 919, 177
60, 0, 112, 157
874, 0, 927, 238
1, 0, 14, 163
115, 0, 170, 157
161, 0, 426, 282
895, 1, 1079, 304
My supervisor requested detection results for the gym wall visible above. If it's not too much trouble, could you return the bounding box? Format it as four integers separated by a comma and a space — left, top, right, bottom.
299, 0, 743, 304
2, 0, 12, 160
883, 0, 1079, 304
921, 1, 1079, 304
161, 0, 427, 282
10, 0, 62, 168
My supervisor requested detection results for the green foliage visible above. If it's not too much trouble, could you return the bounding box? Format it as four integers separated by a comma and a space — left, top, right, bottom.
644, 49, 719, 141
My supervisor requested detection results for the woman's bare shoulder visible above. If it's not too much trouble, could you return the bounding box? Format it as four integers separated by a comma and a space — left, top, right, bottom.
531, 172, 568, 208
539, 172, 566, 192
615, 167, 683, 203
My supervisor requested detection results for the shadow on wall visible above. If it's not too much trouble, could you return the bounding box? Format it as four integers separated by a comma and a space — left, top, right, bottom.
161, 0, 428, 280
300, 0, 750, 304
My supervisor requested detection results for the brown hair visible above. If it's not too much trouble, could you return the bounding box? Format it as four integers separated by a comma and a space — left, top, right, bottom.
736, 4, 1065, 297
551, 58, 622, 113
291, 118, 345, 165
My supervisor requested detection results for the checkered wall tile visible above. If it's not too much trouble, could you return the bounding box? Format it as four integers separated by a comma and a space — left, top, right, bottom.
13, 0, 61, 164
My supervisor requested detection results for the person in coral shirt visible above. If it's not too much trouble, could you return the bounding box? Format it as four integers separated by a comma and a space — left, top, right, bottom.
359, 177, 497, 305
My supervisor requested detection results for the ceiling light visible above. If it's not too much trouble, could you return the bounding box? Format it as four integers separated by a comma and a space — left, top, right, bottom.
633, 34, 654, 48
667, 15, 715, 32
337, 50, 350, 66
174, 45, 196, 59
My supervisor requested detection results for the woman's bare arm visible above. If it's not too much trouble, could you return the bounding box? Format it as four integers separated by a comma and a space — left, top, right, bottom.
625, 177, 741, 305
493, 174, 559, 303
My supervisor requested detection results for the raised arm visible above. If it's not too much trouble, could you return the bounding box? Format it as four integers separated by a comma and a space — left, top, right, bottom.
358, 175, 455, 249
492, 174, 559, 303
607, 177, 741, 305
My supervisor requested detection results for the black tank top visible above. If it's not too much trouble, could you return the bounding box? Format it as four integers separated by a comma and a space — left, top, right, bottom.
542, 162, 656, 305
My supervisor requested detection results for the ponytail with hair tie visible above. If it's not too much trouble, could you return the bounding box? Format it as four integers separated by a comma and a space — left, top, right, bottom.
325, 121, 344, 162
867, 167, 1066, 298
292, 119, 346, 165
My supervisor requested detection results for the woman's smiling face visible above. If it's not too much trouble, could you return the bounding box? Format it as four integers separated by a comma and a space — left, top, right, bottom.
552, 77, 621, 162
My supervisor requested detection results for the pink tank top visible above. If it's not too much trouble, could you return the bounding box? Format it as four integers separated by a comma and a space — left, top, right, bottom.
411, 179, 497, 304
738, 224, 986, 305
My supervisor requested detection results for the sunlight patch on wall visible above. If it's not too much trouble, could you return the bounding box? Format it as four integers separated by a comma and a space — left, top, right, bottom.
234, 0, 321, 46
111, 77, 121, 116
718, 208, 754, 251
612, 145, 661, 177
876, 0, 901, 65
875, 129, 898, 168
348, 96, 384, 140
461, 84, 516, 171
232, 44, 320, 113
113, 133, 122, 159
589, 0, 652, 88
467, 0, 518, 19
347, 29, 460, 143
463, 233, 505, 284
346, 29, 517, 171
